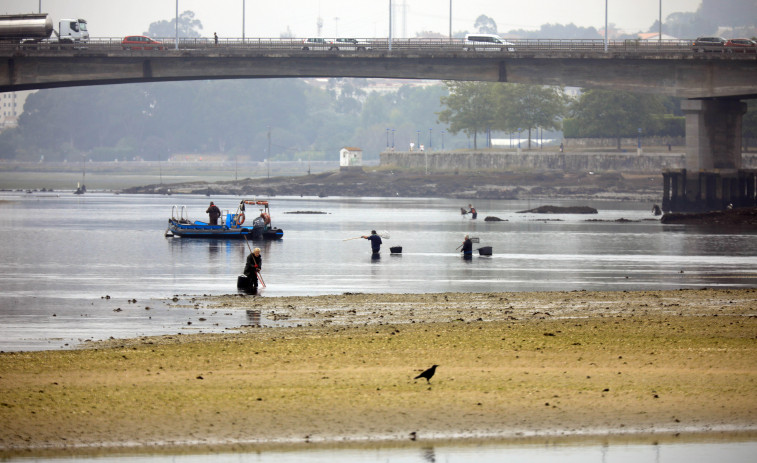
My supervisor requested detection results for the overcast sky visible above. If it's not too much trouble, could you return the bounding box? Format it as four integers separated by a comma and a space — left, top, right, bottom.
3, 0, 702, 39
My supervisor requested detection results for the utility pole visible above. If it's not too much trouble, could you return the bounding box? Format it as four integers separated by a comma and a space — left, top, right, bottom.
267, 126, 271, 179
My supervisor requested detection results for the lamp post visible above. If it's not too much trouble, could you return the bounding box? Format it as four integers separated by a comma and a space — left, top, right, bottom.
637, 127, 643, 155
391, 129, 395, 149
386, 128, 390, 148
428, 128, 433, 150
604, 0, 608, 53
416, 130, 420, 149
441, 130, 445, 150
175, 0, 179, 50
242, 0, 245, 41
388, 0, 392, 51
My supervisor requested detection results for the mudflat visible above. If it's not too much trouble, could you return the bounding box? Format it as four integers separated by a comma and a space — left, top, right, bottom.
1, 288, 756, 456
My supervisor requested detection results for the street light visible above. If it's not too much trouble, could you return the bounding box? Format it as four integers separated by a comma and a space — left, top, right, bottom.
429, 128, 433, 150
441, 130, 445, 150
416, 130, 420, 149
391, 129, 395, 149
386, 128, 390, 148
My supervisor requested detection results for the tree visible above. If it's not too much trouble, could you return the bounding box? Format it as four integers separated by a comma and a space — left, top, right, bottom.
494, 84, 567, 149
474, 15, 498, 34
437, 81, 498, 149
145, 10, 203, 38
570, 90, 666, 150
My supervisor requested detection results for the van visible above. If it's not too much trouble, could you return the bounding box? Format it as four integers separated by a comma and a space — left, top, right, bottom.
464, 33, 515, 52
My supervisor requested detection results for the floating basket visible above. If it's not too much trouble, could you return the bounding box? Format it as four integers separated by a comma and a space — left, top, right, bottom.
478, 246, 493, 256
390, 246, 403, 254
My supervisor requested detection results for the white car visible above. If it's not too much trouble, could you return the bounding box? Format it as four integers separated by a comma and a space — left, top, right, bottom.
328, 38, 371, 51
301, 38, 330, 50
464, 33, 516, 52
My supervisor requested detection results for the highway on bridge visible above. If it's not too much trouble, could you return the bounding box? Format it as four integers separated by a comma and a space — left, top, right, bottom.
0, 38, 755, 99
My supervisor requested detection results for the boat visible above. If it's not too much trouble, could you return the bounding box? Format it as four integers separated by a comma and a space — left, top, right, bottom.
165, 199, 284, 240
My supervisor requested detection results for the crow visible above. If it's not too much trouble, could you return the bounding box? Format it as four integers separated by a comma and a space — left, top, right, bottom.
414, 364, 438, 383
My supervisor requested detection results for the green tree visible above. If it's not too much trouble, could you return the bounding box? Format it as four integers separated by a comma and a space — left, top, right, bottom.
494, 84, 567, 149
570, 90, 666, 150
474, 15, 498, 34
145, 10, 203, 38
437, 81, 498, 149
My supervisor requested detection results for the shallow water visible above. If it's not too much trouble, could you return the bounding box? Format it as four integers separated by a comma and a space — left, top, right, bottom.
1, 191, 756, 351
5, 437, 757, 462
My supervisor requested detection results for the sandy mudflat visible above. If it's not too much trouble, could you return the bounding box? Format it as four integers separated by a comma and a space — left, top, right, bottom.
1, 288, 756, 456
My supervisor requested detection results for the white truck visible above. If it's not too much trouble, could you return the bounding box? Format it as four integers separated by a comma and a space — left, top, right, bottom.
0, 13, 89, 44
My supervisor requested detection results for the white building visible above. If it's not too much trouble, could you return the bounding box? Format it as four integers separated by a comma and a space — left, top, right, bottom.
0, 91, 36, 131
339, 147, 363, 170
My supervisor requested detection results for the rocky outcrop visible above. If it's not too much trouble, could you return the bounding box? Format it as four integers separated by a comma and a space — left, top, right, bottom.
518, 205, 598, 214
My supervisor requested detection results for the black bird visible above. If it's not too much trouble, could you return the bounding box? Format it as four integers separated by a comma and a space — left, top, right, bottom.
414, 364, 438, 383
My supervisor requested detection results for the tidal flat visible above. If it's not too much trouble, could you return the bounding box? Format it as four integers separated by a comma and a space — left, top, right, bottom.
1, 288, 756, 457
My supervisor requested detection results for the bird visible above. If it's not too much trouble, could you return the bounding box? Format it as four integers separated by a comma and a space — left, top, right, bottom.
414, 364, 438, 383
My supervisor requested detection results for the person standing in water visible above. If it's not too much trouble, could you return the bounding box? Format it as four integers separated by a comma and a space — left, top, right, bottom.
243, 247, 262, 289
362, 230, 382, 255
461, 235, 473, 259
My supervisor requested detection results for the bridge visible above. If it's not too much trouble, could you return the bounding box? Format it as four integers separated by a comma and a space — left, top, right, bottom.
1, 38, 756, 211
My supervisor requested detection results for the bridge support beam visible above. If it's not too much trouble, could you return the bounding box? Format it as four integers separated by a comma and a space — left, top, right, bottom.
682, 99, 747, 171
663, 99, 752, 212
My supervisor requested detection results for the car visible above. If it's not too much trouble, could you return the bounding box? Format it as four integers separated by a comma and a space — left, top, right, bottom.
328, 38, 371, 51
463, 33, 515, 52
724, 38, 757, 53
121, 35, 165, 51
692, 36, 727, 52
301, 37, 330, 51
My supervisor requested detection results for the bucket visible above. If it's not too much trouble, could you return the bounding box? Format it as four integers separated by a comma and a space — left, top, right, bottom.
478, 246, 493, 256
390, 246, 402, 254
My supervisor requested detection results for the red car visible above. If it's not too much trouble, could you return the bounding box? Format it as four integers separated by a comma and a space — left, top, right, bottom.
121, 35, 165, 51
724, 38, 757, 53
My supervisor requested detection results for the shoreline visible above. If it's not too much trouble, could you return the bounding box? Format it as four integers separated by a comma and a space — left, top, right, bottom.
1, 288, 756, 456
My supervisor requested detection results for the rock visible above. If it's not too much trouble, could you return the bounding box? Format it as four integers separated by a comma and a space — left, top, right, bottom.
518, 205, 598, 214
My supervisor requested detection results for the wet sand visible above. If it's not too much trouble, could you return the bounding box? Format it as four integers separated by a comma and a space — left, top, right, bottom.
1, 288, 756, 456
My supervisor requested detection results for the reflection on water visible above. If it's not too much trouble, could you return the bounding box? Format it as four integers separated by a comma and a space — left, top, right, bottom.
1, 192, 756, 351
10, 436, 756, 462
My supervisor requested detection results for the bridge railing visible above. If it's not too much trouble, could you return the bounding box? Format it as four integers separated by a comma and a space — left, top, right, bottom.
0, 37, 717, 55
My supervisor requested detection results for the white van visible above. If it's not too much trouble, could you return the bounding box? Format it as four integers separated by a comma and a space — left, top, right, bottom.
464, 33, 515, 52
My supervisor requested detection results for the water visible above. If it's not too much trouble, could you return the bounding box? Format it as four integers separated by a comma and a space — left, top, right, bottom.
1, 191, 757, 352
5, 438, 757, 462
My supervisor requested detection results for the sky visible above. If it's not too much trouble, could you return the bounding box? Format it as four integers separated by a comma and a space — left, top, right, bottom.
3, 0, 703, 39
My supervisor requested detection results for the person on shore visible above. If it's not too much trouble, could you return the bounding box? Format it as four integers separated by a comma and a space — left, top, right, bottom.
214, 32, 218, 45
468, 204, 477, 219
461, 235, 473, 259
206, 201, 221, 225
243, 247, 262, 289
362, 230, 382, 255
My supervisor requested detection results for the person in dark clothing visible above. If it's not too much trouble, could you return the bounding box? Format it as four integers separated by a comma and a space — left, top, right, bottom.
468, 204, 477, 219
243, 247, 262, 289
362, 230, 382, 255
206, 202, 221, 225
461, 235, 473, 259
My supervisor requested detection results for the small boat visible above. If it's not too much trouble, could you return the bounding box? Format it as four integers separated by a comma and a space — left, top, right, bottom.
165, 199, 284, 240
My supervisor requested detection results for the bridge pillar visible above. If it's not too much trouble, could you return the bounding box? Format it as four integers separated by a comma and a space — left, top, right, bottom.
681, 99, 747, 171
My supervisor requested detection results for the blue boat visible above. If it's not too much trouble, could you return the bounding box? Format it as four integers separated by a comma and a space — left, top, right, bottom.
165, 199, 283, 240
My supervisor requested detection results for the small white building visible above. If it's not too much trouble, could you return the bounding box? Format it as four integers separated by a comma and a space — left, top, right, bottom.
339, 147, 363, 170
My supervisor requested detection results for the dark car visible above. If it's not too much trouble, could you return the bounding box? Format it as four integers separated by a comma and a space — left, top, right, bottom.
724, 38, 757, 53
122, 35, 165, 51
692, 36, 727, 52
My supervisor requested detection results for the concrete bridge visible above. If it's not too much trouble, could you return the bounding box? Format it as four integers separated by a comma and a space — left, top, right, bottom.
1, 39, 756, 211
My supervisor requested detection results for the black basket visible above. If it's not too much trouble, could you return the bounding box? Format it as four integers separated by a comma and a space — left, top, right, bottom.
390, 246, 402, 254
478, 246, 493, 256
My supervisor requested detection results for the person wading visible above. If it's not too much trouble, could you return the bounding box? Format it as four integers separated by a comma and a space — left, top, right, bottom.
243, 247, 262, 290
362, 230, 383, 256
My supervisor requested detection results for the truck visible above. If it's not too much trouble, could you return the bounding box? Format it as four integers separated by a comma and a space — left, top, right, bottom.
0, 13, 89, 44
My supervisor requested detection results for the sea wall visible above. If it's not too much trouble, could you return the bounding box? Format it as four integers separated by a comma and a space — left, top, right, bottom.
380, 150, 757, 173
